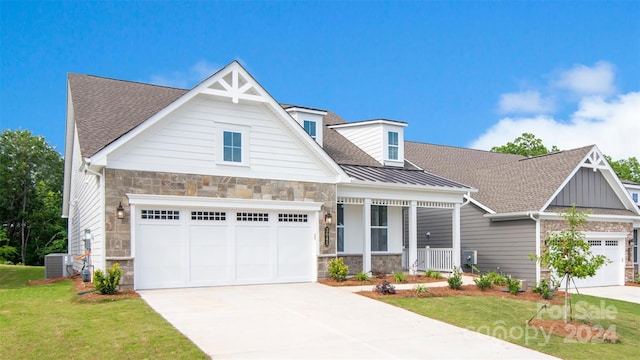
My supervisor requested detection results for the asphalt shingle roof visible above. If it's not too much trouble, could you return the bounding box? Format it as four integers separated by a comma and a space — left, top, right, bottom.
405, 143, 596, 213
68, 74, 187, 157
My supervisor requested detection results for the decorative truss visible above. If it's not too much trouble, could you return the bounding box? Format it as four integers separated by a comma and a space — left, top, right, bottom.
200, 68, 267, 104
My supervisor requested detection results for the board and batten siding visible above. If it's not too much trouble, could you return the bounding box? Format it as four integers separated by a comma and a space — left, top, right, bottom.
69, 128, 104, 272
460, 204, 536, 282
107, 97, 337, 183
550, 167, 625, 209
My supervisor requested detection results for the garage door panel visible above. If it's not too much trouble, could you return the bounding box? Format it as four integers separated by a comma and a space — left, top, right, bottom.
236, 226, 271, 281
189, 225, 230, 283
573, 239, 623, 288
137, 224, 184, 289
277, 227, 311, 280
136, 207, 314, 289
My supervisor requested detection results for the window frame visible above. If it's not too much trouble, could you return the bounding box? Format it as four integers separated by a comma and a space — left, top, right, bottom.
222, 130, 243, 163
303, 120, 317, 139
387, 131, 399, 160
337, 204, 345, 253
370, 205, 388, 252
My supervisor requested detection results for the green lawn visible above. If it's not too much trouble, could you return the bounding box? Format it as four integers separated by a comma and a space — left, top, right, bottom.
382, 293, 640, 359
0, 265, 208, 360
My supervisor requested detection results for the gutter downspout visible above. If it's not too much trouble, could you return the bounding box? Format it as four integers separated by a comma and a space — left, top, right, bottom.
529, 212, 541, 285
82, 162, 105, 278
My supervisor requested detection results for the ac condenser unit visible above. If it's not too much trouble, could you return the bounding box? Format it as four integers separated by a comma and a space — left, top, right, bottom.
44, 253, 73, 279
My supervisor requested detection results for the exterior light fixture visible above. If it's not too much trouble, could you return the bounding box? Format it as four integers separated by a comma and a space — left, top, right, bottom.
325, 212, 333, 225
116, 202, 125, 220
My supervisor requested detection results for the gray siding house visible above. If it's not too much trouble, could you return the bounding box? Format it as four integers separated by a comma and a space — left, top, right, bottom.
405, 143, 640, 287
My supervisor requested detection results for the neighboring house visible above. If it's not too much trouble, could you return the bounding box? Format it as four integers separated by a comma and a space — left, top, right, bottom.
622, 180, 640, 278
405, 143, 640, 287
63, 61, 473, 290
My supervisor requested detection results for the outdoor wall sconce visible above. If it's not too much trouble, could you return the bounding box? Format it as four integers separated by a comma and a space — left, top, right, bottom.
116, 202, 125, 220
324, 211, 332, 247
325, 212, 333, 225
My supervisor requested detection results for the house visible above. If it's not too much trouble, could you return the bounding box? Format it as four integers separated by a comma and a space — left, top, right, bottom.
62, 61, 473, 290
622, 180, 640, 278
404, 143, 640, 287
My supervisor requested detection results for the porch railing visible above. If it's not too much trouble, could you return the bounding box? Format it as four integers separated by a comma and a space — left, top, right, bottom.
402, 246, 454, 272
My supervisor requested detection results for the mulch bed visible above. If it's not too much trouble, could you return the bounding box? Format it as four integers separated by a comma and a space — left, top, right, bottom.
625, 282, 640, 287
356, 284, 566, 304
27, 273, 139, 303
318, 274, 447, 287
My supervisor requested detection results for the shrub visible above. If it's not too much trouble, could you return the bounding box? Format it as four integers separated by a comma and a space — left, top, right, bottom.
355, 271, 370, 282
447, 266, 463, 290
635, 274, 640, 284
371, 269, 386, 279
532, 279, 554, 299
328, 258, 349, 282
425, 269, 441, 279
505, 275, 521, 295
393, 271, 407, 283
486, 271, 507, 286
375, 280, 396, 295
473, 274, 492, 291
414, 284, 428, 293
93, 263, 123, 295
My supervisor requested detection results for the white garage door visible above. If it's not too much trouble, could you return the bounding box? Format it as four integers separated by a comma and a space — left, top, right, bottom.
135, 208, 315, 289
573, 239, 624, 288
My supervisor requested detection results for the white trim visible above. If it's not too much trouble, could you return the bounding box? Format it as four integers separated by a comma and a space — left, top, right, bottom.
582, 231, 628, 239
328, 119, 408, 129
539, 211, 640, 223
284, 107, 327, 116
126, 194, 324, 211
540, 145, 640, 215
85, 61, 349, 183
468, 197, 496, 214
343, 180, 475, 194
485, 211, 539, 221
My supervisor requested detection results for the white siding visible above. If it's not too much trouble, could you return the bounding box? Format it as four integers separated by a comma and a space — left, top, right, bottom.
334, 123, 383, 164
68, 128, 104, 272
107, 97, 336, 183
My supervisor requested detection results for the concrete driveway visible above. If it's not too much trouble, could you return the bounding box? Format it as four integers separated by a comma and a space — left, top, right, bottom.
569, 285, 640, 304
140, 283, 556, 359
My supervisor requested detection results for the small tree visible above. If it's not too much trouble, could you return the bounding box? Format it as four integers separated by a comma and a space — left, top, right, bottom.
531, 205, 609, 322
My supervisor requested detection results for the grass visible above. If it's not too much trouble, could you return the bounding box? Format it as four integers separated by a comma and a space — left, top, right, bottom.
0, 265, 208, 359
382, 293, 640, 359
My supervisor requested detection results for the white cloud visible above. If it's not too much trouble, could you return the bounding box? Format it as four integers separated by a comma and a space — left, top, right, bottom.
471, 92, 640, 159
498, 90, 554, 114
555, 61, 616, 96
148, 60, 220, 88
482, 61, 637, 159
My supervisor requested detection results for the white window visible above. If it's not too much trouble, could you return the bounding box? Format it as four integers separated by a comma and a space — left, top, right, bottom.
371, 205, 388, 252
223, 131, 242, 163
303, 120, 316, 139
337, 204, 344, 253
388, 131, 398, 160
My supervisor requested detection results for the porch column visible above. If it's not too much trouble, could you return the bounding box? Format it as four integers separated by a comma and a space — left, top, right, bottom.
363, 199, 372, 273
452, 203, 461, 268
408, 201, 418, 274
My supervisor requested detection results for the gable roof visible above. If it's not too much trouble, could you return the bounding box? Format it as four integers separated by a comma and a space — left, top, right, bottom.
68, 74, 187, 157
406, 143, 608, 213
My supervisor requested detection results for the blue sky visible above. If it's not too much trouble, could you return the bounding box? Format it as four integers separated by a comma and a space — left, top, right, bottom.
1, 1, 639, 159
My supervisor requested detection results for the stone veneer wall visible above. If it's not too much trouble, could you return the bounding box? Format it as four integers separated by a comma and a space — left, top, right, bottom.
103, 169, 336, 289
340, 255, 364, 275
540, 219, 633, 283
371, 254, 403, 274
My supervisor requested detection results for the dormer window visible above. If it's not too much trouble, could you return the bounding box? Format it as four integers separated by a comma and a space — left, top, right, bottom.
303, 120, 317, 139
388, 131, 399, 160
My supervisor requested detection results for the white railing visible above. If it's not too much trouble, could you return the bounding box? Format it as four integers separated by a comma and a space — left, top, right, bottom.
402, 246, 454, 272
